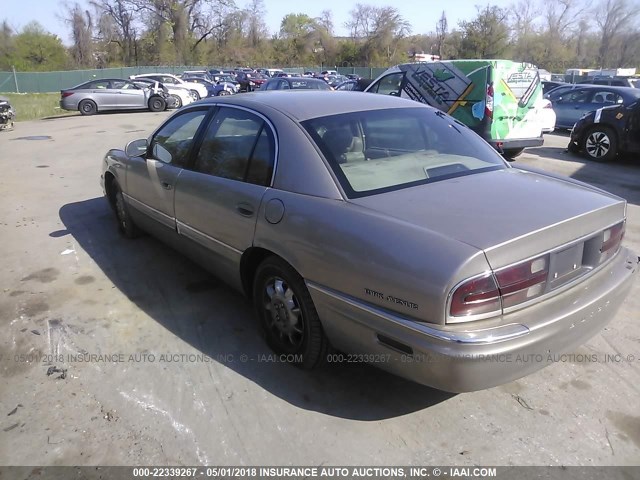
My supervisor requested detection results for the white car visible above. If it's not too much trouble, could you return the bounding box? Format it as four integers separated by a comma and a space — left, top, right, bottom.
538, 98, 556, 133
131, 78, 193, 108
130, 73, 208, 100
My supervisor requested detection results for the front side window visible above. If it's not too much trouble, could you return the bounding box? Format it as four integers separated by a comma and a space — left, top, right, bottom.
303, 108, 506, 198
193, 107, 275, 185
87, 80, 110, 89
150, 110, 209, 166
371, 72, 404, 95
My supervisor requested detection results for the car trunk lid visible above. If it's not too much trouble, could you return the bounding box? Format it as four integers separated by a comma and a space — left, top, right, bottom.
349, 168, 626, 270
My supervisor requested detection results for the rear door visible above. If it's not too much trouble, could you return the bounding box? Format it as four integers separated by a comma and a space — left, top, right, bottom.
87, 80, 119, 108
113, 80, 146, 108
627, 102, 640, 153
174, 105, 276, 278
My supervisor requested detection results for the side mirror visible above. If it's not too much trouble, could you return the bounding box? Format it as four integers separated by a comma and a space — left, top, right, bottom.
125, 138, 148, 157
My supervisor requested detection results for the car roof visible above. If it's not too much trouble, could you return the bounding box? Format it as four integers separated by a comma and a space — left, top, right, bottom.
193, 90, 425, 121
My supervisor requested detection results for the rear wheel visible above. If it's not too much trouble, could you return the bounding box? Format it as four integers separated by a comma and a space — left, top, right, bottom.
218, 90, 230, 96
502, 148, 524, 159
79, 99, 97, 116
190, 90, 201, 100
581, 126, 618, 162
148, 96, 166, 112
253, 257, 330, 369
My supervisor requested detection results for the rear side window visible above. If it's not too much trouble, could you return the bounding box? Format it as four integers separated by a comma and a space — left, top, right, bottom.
192, 107, 275, 186
303, 107, 506, 198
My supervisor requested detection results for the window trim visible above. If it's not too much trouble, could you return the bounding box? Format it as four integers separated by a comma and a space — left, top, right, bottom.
148, 106, 215, 167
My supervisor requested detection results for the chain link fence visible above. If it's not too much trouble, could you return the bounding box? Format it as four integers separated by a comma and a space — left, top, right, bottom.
0, 66, 389, 93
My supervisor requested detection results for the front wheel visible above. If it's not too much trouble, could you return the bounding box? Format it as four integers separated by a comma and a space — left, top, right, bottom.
190, 90, 200, 100
253, 257, 330, 369
148, 96, 166, 112
581, 126, 618, 162
170, 94, 182, 108
113, 184, 140, 238
217, 90, 231, 96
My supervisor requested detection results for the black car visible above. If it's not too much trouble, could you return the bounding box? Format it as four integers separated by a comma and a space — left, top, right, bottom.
542, 80, 568, 95
568, 93, 640, 162
259, 77, 333, 91
578, 76, 638, 88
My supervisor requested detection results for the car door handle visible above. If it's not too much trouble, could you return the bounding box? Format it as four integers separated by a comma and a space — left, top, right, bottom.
236, 203, 254, 217
161, 181, 173, 190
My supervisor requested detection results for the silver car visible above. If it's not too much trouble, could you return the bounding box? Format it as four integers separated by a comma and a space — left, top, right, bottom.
61, 78, 171, 115
100, 91, 638, 392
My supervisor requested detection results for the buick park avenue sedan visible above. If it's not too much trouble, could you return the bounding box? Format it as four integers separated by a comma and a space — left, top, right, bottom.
100, 91, 637, 392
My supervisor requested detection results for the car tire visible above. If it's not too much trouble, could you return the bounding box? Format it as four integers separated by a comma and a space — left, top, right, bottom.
218, 90, 230, 96
502, 148, 524, 159
581, 126, 618, 162
171, 94, 182, 108
79, 99, 97, 116
113, 184, 141, 238
253, 256, 330, 370
148, 96, 166, 112
190, 90, 201, 100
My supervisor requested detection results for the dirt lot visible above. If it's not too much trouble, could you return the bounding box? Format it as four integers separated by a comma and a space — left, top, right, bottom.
0, 113, 639, 466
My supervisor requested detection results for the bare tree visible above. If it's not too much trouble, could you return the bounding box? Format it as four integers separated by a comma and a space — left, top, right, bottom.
64, 2, 95, 67
595, 0, 640, 67
435, 11, 447, 57
91, 0, 138, 65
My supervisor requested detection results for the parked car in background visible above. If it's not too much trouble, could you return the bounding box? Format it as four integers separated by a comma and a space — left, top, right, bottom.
182, 70, 213, 81
550, 85, 640, 129
60, 78, 171, 115
578, 76, 639, 88
0, 95, 15, 130
259, 77, 333, 91
182, 76, 236, 96
132, 78, 192, 108
538, 98, 556, 133
210, 74, 241, 92
250, 73, 269, 88
258, 68, 284, 77
335, 80, 360, 91
101, 91, 637, 392
346, 74, 362, 81
234, 71, 257, 92
366, 60, 546, 158
568, 93, 640, 161
328, 75, 350, 88
130, 73, 208, 100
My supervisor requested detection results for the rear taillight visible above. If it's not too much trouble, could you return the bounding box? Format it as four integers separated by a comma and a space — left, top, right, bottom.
61, 91, 74, 98
450, 274, 501, 318
485, 83, 494, 118
600, 221, 625, 263
450, 254, 549, 319
495, 255, 549, 309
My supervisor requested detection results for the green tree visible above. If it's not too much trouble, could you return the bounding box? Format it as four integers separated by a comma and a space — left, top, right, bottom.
0, 21, 14, 70
12, 22, 68, 71
459, 5, 511, 58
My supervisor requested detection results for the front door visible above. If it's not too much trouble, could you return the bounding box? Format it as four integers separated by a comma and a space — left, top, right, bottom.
125, 108, 210, 230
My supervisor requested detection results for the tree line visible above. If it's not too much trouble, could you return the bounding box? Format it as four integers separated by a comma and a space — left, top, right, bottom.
0, 0, 638, 73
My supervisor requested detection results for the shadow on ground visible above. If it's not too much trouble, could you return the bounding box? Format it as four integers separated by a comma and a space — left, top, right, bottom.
59, 197, 454, 421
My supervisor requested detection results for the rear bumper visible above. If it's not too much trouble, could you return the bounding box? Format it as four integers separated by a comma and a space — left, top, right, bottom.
490, 136, 544, 150
308, 247, 638, 392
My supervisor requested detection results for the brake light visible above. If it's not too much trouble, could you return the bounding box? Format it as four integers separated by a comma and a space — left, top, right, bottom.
495, 255, 549, 308
485, 83, 494, 118
61, 91, 74, 98
450, 274, 501, 317
450, 254, 549, 319
600, 221, 625, 263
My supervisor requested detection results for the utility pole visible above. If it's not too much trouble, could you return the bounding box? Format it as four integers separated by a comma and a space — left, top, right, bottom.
12, 66, 19, 93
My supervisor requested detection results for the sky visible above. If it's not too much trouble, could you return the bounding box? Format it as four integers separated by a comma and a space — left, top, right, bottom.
1, 0, 514, 44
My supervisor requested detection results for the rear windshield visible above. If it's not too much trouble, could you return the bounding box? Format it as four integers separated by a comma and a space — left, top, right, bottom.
303, 107, 507, 198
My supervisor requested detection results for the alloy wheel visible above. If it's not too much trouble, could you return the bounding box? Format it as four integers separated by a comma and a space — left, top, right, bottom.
262, 276, 304, 350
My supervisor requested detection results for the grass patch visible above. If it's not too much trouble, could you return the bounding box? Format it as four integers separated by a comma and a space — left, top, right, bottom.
1, 93, 78, 122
